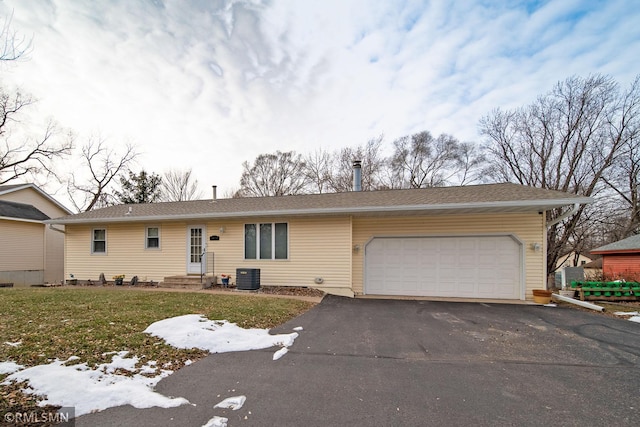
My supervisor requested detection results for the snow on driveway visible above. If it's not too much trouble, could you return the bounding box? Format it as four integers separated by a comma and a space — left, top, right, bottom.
1, 314, 301, 419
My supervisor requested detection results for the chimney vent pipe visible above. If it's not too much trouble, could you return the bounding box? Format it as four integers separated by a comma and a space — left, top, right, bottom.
353, 160, 362, 192
212, 185, 217, 201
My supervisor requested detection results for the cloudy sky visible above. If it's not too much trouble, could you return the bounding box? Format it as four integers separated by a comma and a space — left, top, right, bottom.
1, 0, 638, 201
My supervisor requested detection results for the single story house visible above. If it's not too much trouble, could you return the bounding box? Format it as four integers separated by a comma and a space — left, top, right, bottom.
590, 235, 640, 281
0, 183, 72, 286
555, 251, 592, 271
46, 179, 592, 301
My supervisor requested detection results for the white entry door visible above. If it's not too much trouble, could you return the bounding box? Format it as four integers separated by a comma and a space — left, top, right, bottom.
187, 226, 206, 274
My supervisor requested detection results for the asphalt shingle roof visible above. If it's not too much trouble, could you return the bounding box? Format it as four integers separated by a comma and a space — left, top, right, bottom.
0, 200, 49, 221
47, 182, 593, 225
591, 235, 640, 253
0, 184, 26, 193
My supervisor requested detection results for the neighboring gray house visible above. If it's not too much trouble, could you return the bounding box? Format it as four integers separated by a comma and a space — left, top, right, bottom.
0, 184, 72, 286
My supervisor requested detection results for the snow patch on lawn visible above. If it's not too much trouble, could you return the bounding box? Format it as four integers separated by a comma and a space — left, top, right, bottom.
614, 311, 639, 316
2, 355, 185, 417
0, 361, 23, 375
613, 311, 640, 323
144, 314, 299, 356
2, 314, 303, 418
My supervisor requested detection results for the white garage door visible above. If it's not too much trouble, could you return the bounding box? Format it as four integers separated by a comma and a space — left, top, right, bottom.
365, 236, 522, 299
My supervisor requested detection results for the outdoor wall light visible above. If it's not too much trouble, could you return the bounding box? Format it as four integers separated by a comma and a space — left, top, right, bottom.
219, 227, 225, 234
531, 242, 541, 252
353, 244, 361, 252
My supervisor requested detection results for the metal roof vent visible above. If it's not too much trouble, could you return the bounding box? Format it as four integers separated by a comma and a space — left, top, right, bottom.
353, 160, 362, 192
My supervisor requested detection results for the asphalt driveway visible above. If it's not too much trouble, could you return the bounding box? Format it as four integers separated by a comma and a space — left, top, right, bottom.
75, 296, 640, 426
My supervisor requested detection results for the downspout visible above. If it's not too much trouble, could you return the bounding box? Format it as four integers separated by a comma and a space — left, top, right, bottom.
552, 293, 604, 312
546, 203, 580, 227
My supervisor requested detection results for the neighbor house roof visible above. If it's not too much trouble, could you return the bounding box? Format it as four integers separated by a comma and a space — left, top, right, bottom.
0, 200, 50, 222
46, 183, 593, 225
591, 235, 640, 254
0, 183, 73, 215
582, 258, 602, 269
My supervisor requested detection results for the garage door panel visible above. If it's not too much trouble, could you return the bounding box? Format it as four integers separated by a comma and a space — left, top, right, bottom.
365, 236, 521, 299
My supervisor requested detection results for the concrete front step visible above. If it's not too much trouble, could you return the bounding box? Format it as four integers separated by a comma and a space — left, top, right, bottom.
161, 275, 214, 288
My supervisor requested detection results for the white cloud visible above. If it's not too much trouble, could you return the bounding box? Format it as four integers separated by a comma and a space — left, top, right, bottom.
0, 0, 637, 201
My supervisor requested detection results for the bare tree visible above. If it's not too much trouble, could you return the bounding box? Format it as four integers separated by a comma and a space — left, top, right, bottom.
0, 12, 32, 62
479, 74, 639, 274
389, 131, 463, 188
601, 76, 640, 237
304, 148, 332, 194
455, 141, 486, 185
327, 136, 387, 192
161, 168, 203, 201
0, 88, 72, 184
237, 151, 308, 197
67, 138, 137, 211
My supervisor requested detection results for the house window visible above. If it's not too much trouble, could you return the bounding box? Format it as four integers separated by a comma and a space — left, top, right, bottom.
92, 228, 106, 254
244, 222, 288, 260
146, 227, 160, 249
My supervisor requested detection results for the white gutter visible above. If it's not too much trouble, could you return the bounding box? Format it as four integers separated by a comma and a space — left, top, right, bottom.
48, 224, 66, 234
546, 203, 580, 227
0, 216, 45, 224
45, 197, 594, 225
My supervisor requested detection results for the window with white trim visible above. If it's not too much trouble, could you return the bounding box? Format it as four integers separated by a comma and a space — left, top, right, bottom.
244, 222, 288, 260
146, 226, 160, 249
92, 228, 106, 254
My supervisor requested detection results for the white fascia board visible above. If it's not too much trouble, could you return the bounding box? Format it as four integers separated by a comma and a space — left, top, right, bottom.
0, 183, 73, 215
0, 184, 31, 195
45, 197, 593, 225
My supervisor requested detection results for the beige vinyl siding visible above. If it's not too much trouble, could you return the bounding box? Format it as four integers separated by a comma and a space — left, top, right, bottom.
206, 217, 352, 292
44, 226, 65, 283
0, 220, 44, 270
65, 217, 353, 292
352, 213, 546, 299
65, 223, 188, 282
1, 187, 68, 283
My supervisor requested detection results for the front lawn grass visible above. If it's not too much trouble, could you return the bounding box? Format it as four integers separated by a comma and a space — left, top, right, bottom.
0, 287, 316, 413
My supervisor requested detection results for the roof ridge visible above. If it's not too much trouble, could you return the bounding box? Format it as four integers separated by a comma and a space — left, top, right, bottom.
46, 183, 593, 225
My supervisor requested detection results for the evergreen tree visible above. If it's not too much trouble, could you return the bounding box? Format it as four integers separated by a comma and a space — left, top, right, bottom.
115, 169, 162, 204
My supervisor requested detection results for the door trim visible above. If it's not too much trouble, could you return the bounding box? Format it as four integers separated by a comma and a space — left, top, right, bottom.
186, 225, 206, 274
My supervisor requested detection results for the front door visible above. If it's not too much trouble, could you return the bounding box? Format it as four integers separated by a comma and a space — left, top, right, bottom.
187, 225, 206, 274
